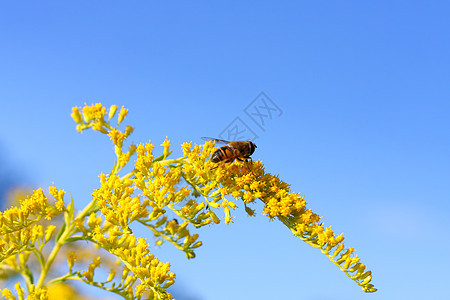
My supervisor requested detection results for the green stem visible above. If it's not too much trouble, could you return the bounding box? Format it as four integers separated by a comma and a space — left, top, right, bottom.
159, 157, 185, 166
35, 232, 66, 288
168, 204, 201, 228
45, 272, 76, 286
16, 264, 33, 291
121, 169, 137, 181
140, 221, 186, 253
35, 199, 99, 289
32, 248, 45, 271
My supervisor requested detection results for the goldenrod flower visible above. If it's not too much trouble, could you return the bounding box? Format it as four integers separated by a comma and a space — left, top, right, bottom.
108, 128, 126, 148
71, 107, 83, 124
82, 103, 106, 122
49, 184, 65, 211
117, 106, 128, 125
161, 137, 172, 159
67, 252, 76, 271
1, 288, 15, 300
108, 104, 118, 121
0, 103, 376, 300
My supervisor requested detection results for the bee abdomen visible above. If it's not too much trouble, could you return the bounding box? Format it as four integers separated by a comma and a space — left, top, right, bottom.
211, 149, 223, 163
211, 146, 232, 163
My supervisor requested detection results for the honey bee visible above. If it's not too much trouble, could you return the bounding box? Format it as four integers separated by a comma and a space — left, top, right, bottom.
202, 138, 257, 163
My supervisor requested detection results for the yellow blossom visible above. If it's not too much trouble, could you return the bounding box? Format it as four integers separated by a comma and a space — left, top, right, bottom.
70, 107, 83, 124
161, 137, 172, 159
117, 106, 128, 124
0, 103, 375, 299
108, 104, 118, 120
109, 128, 126, 148
67, 252, 76, 271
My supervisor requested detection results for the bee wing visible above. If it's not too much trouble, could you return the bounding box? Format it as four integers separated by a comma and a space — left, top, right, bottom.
201, 137, 230, 145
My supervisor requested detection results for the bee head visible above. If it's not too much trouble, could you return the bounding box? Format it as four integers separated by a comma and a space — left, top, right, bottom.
249, 141, 257, 155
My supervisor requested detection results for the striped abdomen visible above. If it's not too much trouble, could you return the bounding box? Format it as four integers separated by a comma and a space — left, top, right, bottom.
211, 146, 237, 163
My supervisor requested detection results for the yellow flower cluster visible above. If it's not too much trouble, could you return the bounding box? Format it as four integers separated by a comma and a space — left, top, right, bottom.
93, 173, 149, 228
2, 282, 48, 300
76, 215, 175, 298
180, 142, 376, 293
71, 104, 128, 133
0, 102, 376, 299
0, 188, 63, 262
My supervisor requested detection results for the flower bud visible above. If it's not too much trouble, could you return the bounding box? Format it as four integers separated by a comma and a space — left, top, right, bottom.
209, 211, 220, 224
108, 105, 118, 120
118, 106, 128, 124
44, 225, 56, 242
71, 107, 83, 124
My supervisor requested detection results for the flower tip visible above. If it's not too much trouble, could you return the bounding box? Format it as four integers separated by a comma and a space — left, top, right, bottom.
71, 107, 83, 124
118, 106, 128, 124
108, 105, 118, 120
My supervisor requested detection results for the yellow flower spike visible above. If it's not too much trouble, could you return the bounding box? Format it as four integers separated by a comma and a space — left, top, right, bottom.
70, 107, 83, 124
44, 225, 56, 242
351, 256, 360, 266
348, 262, 363, 274
109, 128, 125, 148
128, 143, 137, 155
343, 256, 354, 270
161, 137, 172, 159
123, 275, 134, 287
49, 184, 65, 211
208, 201, 220, 209
122, 267, 130, 281
104, 269, 116, 283
1, 288, 15, 300
202, 219, 212, 225
118, 152, 131, 168
191, 241, 202, 248
92, 121, 108, 134
338, 247, 354, 263
124, 125, 134, 137
364, 285, 377, 293
81, 103, 105, 122
14, 282, 24, 300
228, 202, 237, 210
117, 106, 128, 125
359, 270, 372, 280
74, 218, 86, 234
355, 264, 367, 276
14, 104, 377, 296
163, 279, 175, 289
83, 256, 101, 282
109, 105, 118, 121
181, 142, 192, 156
360, 274, 373, 285
223, 206, 232, 224
135, 284, 146, 297
87, 213, 99, 229
22, 226, 33, 244
209, 210, 220, 224
67, 252, 76, 271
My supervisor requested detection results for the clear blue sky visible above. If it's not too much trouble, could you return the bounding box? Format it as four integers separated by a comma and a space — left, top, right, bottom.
1, 1, 449, 299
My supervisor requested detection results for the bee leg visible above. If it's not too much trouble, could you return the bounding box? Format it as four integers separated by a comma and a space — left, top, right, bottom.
242, 156, 252, 163
242, 156, 255, 175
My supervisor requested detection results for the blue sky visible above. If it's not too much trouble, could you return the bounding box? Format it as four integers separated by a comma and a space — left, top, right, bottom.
1, 1, 449, 299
